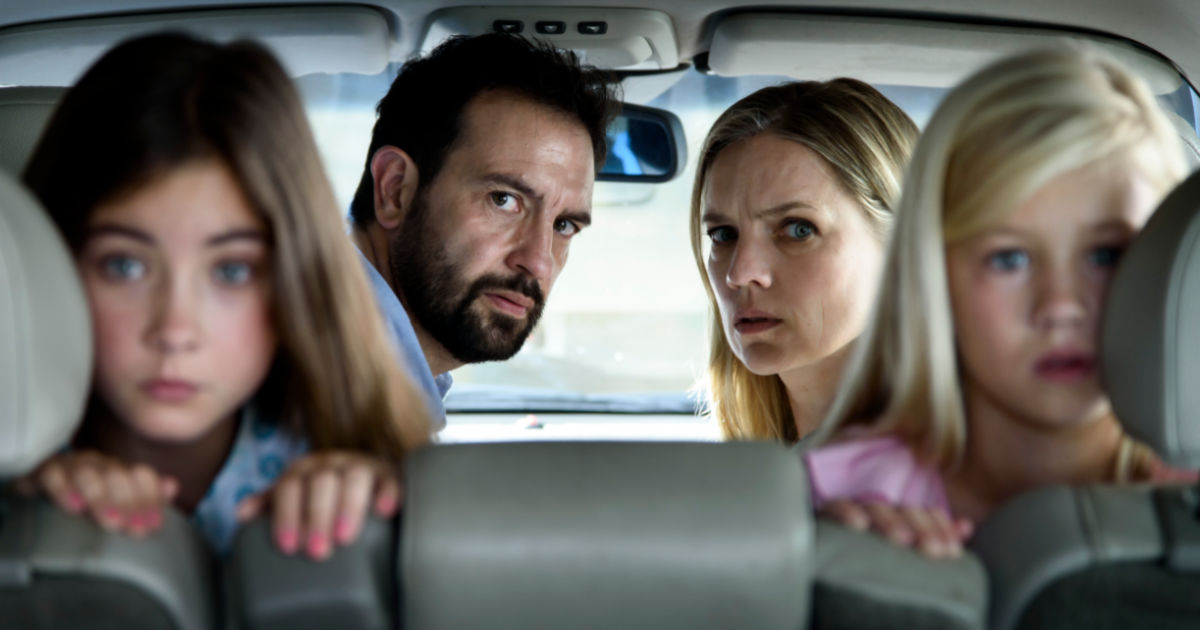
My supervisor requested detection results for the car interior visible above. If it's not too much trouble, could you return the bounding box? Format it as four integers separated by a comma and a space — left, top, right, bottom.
1, 1, 1199, 629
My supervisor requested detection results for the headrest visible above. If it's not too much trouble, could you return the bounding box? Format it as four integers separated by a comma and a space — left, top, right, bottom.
1102, 168, 1200, 468
402, 441, 814, 630
0, 86, 62, 175
0, 169, 91, 477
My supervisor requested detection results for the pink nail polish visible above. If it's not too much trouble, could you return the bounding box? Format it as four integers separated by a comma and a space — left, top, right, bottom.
277, 528, 298, 554
308, 532, 329, 559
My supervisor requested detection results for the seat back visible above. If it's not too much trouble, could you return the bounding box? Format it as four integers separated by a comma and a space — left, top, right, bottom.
402, 441, 814, 630
0, 170, 217, 630
971, 168, 1200, 630
0, 87, 62, 175
811, 519, 988, 630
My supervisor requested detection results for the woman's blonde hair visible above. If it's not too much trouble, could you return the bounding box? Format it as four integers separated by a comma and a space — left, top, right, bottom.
689, 79, 918, 442
25, 33, 432, 460
818, 46, 1187, 468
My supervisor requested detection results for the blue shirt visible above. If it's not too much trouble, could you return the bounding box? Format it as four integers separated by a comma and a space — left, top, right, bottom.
357, 249, 452, 428
193, 407, 309, 555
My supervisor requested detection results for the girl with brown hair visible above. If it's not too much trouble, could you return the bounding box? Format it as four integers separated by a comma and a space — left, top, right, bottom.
18, 32, 432, 558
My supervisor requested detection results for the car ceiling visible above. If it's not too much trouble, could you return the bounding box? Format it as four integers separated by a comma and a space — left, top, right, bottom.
2, 0, 1198, 86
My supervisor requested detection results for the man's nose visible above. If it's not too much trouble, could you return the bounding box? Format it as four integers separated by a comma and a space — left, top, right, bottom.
145, 274, 200, 354
506, 218, 556, 284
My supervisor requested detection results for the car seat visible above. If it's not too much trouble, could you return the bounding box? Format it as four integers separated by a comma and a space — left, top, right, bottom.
0, 170, 218, 630
0, 87, 61, 175
969, 168, 1200, 630
400, 441, 813, 630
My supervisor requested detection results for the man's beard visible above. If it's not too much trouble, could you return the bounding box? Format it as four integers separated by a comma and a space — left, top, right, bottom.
389, 193, 545, 364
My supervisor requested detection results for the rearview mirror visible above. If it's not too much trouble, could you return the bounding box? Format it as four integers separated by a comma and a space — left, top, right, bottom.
598, 103, 686, 183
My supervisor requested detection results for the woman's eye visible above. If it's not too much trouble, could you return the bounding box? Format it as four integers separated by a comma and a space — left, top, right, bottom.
553, 218, 581, 237
490, 192, 518, 211
707, 226, 736, 244
986, 249, 1029, 272
213, 261, 254, 286
100, 255, 146, 281
1089, 245, 1123, 268
783, 219, 816, 240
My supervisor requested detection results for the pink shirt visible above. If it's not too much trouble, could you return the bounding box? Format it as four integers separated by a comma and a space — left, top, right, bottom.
803, 433, 950, 512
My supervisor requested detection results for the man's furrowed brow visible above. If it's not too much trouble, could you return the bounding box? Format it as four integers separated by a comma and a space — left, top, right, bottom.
481, 173, 539, 200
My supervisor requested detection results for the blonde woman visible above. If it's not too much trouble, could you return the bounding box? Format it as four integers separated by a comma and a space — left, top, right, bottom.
692, 79, 918, 442
19, 33, 432, 558
804, 46, 1199, 558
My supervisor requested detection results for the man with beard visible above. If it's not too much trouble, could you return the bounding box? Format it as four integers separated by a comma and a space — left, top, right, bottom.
349, 33, 617, 427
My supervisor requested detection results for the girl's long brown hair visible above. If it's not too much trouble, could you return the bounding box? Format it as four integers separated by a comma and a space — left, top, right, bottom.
24, 32, 431, 459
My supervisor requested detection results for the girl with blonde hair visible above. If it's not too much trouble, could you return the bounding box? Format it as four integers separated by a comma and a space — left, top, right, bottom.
19, 33, 432, 558
805, 45, 1197, 557
691, 79, 918, 442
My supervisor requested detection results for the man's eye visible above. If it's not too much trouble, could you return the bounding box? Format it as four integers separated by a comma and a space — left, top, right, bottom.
490, 192, 518, 211
986, 249, 1029, 272
100, 255, 146, 281
707, 226, 736, 244
1090, 245, 1123, 268
214, 261, 254, 286
783, 219, 816, 240
554, 218, 581, 237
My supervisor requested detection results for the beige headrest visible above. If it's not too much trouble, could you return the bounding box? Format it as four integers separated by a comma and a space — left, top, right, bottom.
1102, 169, 1200, 468
0, 169, 91, 477
0, 87, 63, 175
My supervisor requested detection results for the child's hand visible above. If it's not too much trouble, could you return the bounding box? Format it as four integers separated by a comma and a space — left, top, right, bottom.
235, 451, 401, 561
13, 450, 179, 537
821, 499, 973, 559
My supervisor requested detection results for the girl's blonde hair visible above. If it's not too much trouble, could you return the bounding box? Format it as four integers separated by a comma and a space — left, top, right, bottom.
25, 33, 432, 460
818, 46, 1187, 468
689, 79, 918, 442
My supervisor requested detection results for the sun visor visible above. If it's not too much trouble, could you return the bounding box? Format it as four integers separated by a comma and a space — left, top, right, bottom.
421, 7, 679, 71
707, 14, 1183, 94
0, 6, 392, 86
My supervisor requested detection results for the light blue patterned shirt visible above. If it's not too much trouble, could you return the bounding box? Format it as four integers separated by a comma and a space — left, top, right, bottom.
192, 407, 308, 555
357, 249, 452, 428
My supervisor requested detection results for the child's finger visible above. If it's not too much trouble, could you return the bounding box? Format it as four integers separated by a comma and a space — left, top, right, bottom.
102, 466, 137, 533
72, 464, 117, 530
37, 461, 85, 514
822, 500, 870, 531
928, 509, 964, 556
334, 464, 374, 546
271, 476, 302, 555
159, 476, 180, 502
863, 502, 914, 547
373, 473, 402, 518
128, 465, 164, 535
900, 506, 945, 558
303, 469, 340, 560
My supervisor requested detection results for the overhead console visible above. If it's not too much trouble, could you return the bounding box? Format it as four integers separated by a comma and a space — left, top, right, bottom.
421, 7, 679, 71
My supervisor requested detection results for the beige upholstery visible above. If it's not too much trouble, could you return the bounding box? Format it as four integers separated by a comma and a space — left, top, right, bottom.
0, 87, 61, 175
0, 169, 89, 477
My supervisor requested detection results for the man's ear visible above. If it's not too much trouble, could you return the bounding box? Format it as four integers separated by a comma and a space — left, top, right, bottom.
370, 146, 419, 231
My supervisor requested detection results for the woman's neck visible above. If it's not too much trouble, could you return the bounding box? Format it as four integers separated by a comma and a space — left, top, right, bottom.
946, 385, 1123, 522
778, 342, 857, 440
80, 406, 241, 513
